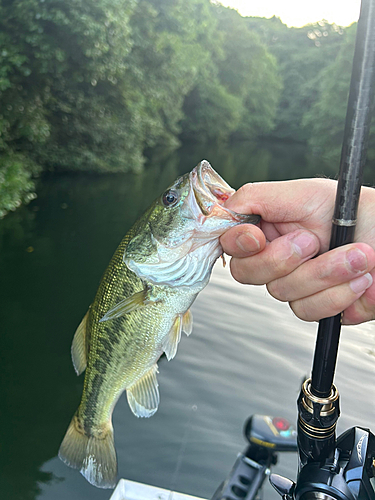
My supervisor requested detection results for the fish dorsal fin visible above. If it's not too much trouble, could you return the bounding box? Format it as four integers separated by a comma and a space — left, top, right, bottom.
99, 289, 151, 322
182, 309, 193, 336
71, 311, 89, 376
162, 315, 182, 361
126, 364, 160, 418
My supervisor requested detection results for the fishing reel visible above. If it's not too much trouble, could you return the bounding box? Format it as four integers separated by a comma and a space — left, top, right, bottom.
270, 426, 375, 500
211, 414, 298, 500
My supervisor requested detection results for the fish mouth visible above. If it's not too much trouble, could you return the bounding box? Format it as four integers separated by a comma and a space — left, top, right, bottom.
190, 160, 260, 224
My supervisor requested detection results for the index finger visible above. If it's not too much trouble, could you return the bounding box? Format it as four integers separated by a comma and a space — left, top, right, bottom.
225, 179, 336, 226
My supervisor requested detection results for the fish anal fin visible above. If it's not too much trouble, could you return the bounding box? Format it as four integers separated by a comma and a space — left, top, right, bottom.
182, 309, 193, 336
58, 413, 117, 489
162, 315, 182, 361
71, 311, 89, 376
126, 364, 159, 418
100, 289, 153, 322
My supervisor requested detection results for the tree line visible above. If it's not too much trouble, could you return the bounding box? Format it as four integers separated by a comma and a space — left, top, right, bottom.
0, 0, 372, 217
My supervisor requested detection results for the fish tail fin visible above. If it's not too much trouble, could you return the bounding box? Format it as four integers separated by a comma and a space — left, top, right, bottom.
58, 413, 117, 489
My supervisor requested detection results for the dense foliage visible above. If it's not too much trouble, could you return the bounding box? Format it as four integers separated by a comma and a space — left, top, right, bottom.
0, 0, 373, 216
303, 24, 375, 174
180, 6, 281, 142
245, 17, 349, 141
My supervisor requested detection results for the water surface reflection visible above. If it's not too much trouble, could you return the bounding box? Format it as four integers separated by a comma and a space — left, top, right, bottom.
0, 140, 374, 500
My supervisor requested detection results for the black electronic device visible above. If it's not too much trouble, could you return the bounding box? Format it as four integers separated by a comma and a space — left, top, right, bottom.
211, 415, 297, 500
244, 415, 298, 453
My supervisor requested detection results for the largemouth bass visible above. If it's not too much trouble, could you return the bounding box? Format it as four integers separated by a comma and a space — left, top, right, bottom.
58, 160, 259, 488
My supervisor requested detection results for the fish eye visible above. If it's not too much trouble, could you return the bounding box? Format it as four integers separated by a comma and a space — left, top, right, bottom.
162, 190, 179, 207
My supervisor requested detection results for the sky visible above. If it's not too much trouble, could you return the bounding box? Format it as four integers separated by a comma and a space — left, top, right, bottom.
217, 0, 361, 28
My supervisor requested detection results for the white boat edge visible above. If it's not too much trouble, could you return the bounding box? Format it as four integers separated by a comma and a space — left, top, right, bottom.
109, 478, 208, 500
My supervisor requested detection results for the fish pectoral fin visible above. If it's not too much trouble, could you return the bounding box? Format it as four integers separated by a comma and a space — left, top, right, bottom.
182, 309, 193, 336
162, 315, 182, 361
126, 364, 160, 418
99, 289, 152, 322
71, 311, 89, 376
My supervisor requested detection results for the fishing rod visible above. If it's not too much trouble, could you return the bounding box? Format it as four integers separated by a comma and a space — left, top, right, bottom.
271, 0, 375, 498
297, 0, 375, 464
310, 0, 375, 400
212, 1, 375, 499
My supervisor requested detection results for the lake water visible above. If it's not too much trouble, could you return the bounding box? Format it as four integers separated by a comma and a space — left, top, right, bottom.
1, 140, 375, 500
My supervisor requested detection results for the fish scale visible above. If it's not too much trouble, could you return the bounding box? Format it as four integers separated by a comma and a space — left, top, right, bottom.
58, 160, 260, 489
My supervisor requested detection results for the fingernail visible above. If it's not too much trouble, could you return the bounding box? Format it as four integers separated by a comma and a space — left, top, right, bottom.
346, 248, 367, 272
349, 273, 373, 294
291, 232, 318, 258
236, 232, 260, 253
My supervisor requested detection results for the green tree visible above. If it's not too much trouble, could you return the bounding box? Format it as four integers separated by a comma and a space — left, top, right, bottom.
0, 153, 39, 218
245, 17, 348, 141
125, 0, 218, 147
215, 7, 281, 140
0, 0, 138, 217
0, 0, 217, 215
180, 6, 281, 142
303, 24, 375, 176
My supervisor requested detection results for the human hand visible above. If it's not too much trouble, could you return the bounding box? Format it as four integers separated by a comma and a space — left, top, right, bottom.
220, 178, 375, 325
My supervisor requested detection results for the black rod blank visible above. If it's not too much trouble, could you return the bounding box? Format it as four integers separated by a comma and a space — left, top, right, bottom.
310, 0, 375, 398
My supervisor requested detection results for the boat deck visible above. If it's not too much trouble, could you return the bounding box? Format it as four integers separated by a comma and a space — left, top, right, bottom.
109, 479, 207, 500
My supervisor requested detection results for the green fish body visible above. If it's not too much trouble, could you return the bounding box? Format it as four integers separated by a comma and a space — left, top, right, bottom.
59, 161, 259, 488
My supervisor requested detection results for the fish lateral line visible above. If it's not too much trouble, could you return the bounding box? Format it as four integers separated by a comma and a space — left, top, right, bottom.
60, 160, 261, 489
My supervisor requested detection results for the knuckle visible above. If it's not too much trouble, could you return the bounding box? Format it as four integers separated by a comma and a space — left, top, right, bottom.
358, 296, 375, 322
289, 299, 316, 322
230, 258, 251, 285
267, 280, 288, 302
315, 259, 333, 281
236, 183, 253, 198
268, 248, 289, 278
324, 290, 344, 315
291, 289, 347, 323
363, 306, 375, 321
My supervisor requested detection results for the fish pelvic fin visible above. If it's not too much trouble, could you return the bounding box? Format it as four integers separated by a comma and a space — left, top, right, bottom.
71, 311, 89, 376
162, 315, 182, 361
127, 364, 159, 418
99, 289, 153, 322
182, 309, 193, 336
58, 413, 117, 489
162, 310, 192, 361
